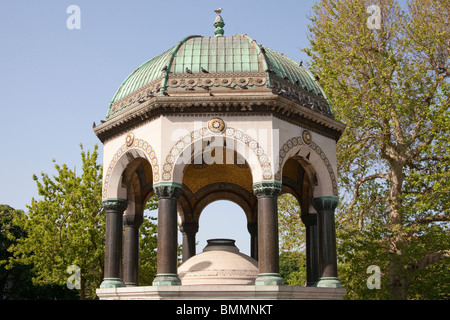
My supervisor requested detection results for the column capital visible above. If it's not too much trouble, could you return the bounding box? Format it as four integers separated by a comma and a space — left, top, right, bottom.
247, 222, 257, 236
312, 196, 339, 212
153, 182, 182, 199
123, 214, 144, 227
180, 222, 199, 234
301, 212, 317, 226
253, 181, 282, 199
102, 198, 128, 212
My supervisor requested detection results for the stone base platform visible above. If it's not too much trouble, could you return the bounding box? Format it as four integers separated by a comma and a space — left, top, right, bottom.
96, 285, 346, 300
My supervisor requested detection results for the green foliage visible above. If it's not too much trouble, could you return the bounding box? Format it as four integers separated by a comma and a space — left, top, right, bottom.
337, 223, 391, 299
278, 194, 306, 252
0, 205, 25, 263
1, 204, 80, 299
277, 193, 307, 286
138, 196, 159, 286
305, 0, 450, 299
3, 145, 161, 298
279, 251, 307, 286
6, 145, 104, 299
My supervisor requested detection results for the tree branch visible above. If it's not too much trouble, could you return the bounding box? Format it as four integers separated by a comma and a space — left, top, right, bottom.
411, 250, 450, 271
357, 196, 384, 230
348, 173, 390, 213
417, 156, 450, 162
406, 131, 435, 162
410, 214, 450, 229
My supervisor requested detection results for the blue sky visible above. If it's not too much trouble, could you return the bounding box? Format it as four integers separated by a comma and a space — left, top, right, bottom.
0, 0, 318, 255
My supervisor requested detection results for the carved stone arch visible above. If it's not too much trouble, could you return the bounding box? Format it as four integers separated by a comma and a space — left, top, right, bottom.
192, 186, 256, 224
161, 126, 273, 184
123, 157, 154, 215
280, 184, 302, 205
103, 135, 160, 199
192, 189, 258, 259
276, 133, 338, 197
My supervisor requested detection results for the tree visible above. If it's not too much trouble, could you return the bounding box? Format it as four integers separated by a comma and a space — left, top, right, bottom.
7, 145, 104, 299
5, 145, 161, 299
304, 0, 450, 299
1, 205, 25, 298
138, 197, 159, 286
278, 194, 307, 286
278, 194, 306, 253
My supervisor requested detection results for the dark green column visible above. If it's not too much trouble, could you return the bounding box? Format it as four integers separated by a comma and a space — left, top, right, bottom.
180, 222, 198, 263
247, 222, 258, 261
253, 181, 284, 286
123, 214, 143, 286
302, 212, 320, 286
313, 196, 342, 288
100, 198, 128, 289
152, 182, 182, 286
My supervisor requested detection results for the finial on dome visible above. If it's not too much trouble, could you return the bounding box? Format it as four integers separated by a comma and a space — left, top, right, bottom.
213, 8, 225, 37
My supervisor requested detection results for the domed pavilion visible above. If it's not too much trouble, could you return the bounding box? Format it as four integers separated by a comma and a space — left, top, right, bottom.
94, 12, 346, 300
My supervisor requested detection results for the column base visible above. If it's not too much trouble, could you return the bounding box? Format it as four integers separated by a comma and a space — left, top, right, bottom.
100, 278, 126, 289
125, 282, 138, 287
255, 273, 284, 286
152, 273, 181, 286
317, 277, 342, 288
306, 281, 318, 287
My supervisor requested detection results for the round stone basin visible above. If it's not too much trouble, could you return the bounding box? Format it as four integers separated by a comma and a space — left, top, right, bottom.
178, 239, 258, 285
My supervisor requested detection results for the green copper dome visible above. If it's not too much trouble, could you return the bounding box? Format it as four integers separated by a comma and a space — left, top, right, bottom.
106, 33, 331, 119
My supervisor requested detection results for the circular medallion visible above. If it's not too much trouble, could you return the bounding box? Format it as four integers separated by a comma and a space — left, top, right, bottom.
125, 132, 135, 147
208, 117, 226, 134
302, 130, 312, 145
254, 77, 266, 86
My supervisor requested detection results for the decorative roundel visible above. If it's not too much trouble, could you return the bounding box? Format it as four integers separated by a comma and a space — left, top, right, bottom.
302, 130, 312, 145
208, 117, 226, 134
221, 78, 232, 86
125, 132, 135, 147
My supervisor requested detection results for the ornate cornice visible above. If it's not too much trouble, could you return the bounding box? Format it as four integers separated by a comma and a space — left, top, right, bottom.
253, 181, 282, 199
93, 93, 345, 144
107, 71, 269, 119
270, 74, 332, 116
